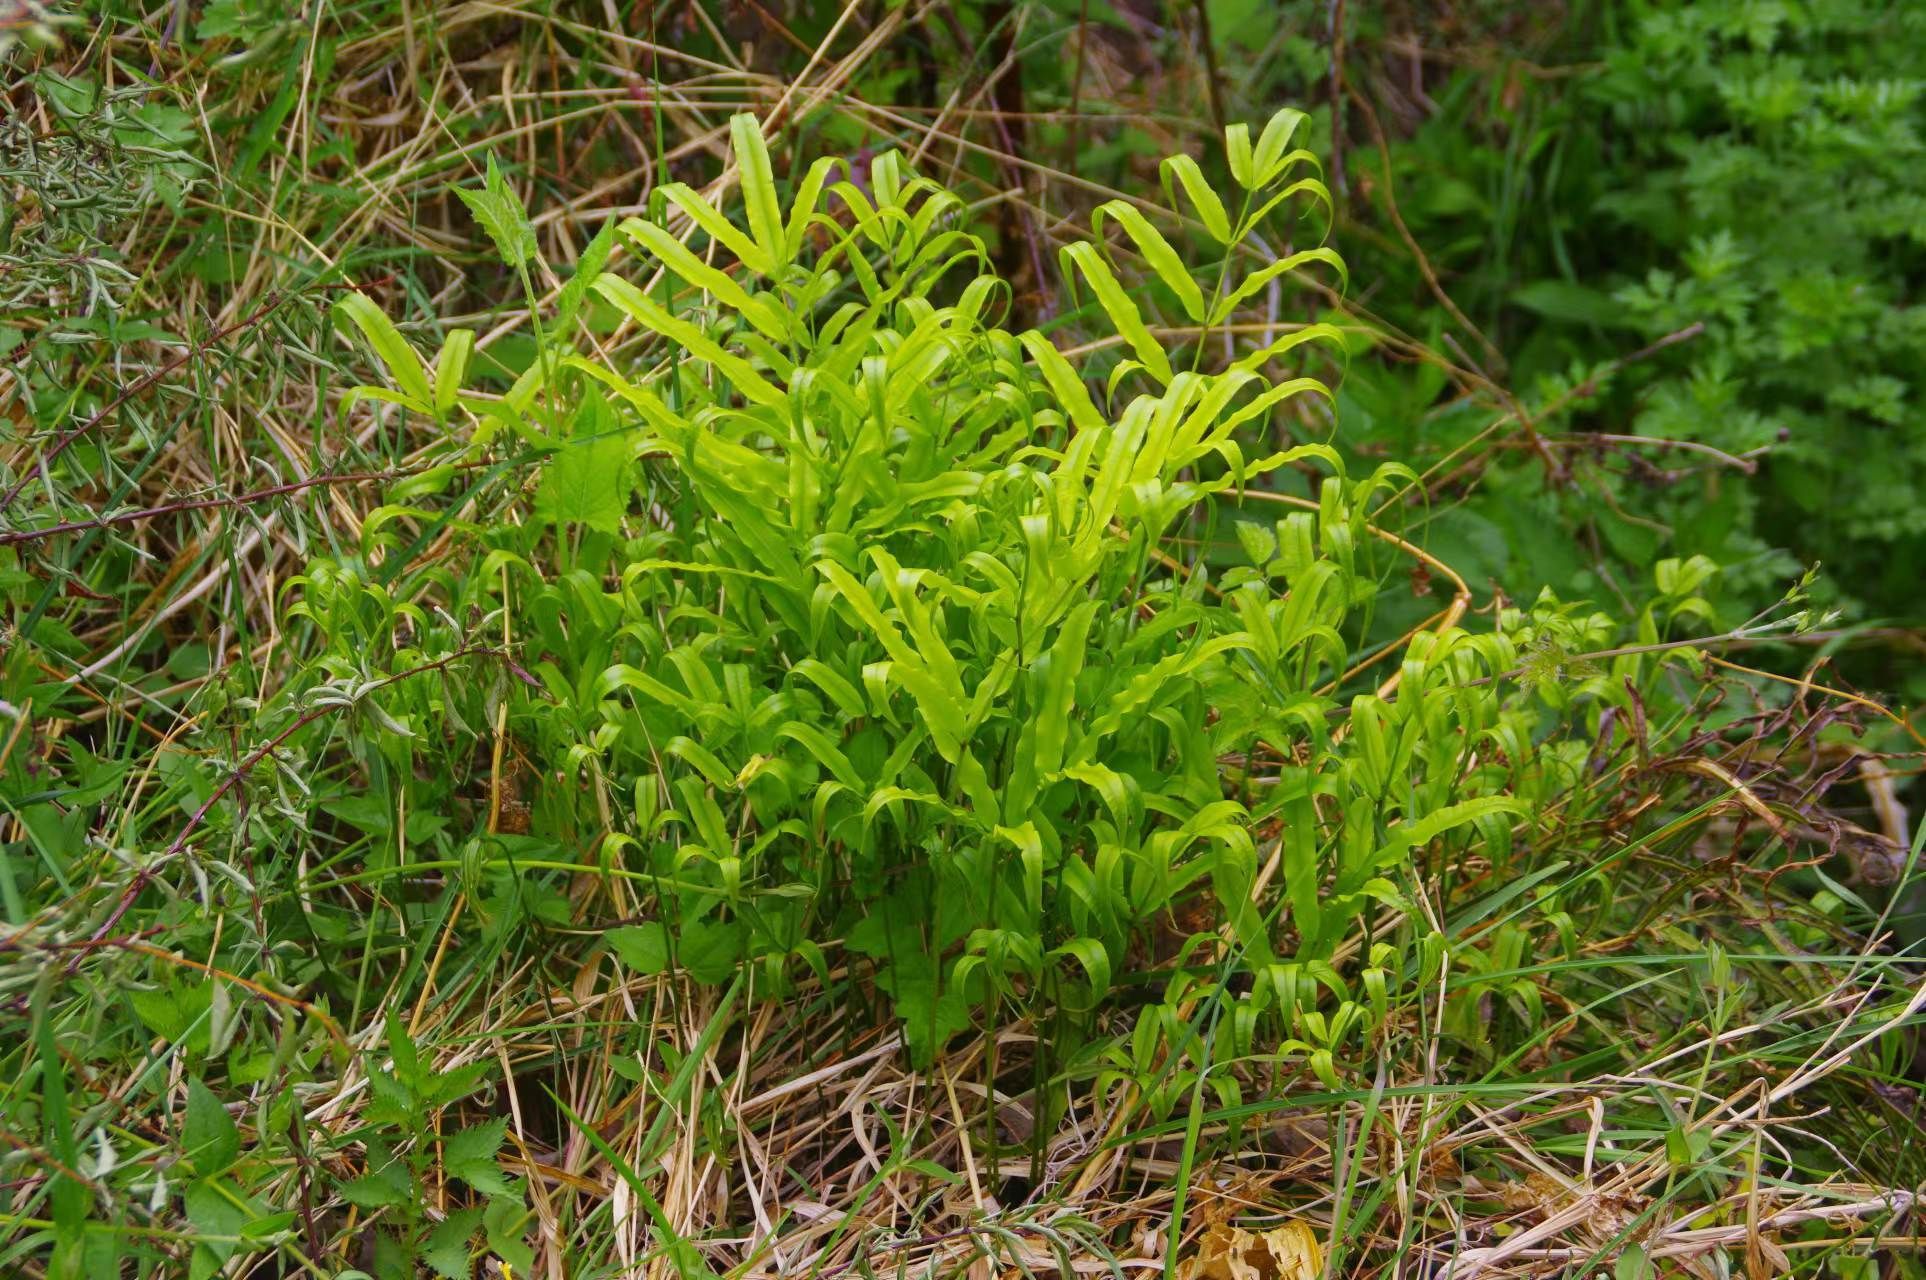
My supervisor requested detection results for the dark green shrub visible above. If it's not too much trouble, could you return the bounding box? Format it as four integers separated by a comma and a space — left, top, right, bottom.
1324, 0, 1926, 647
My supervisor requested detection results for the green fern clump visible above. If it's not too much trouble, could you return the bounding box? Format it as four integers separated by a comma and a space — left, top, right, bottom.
310, 112, 1682, 1109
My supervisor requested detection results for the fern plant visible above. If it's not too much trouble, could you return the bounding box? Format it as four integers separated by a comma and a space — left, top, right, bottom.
308, 110, 1696, 1111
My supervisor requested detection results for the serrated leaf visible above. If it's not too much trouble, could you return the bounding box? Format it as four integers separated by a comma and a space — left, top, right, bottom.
442, 1116, 504, 1170
534, 430, 632, 532
364, 1069, 415, 1129
339, 1160, 412, 1209
422, 1207, 485, 1280
386, 1016, 423, 1090
455, 153, 537, 269
428, 1060, 494, 1108
444, 1116, 509, 1195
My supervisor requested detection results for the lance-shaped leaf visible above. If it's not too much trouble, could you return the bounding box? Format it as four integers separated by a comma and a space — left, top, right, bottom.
1060, 240, 1174, 385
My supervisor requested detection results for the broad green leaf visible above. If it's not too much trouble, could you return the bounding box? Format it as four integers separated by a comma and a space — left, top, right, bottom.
433, 328, 474, 418
534, 431, 632, 532
817, 560, 968, 759
423, 1207, 485, 1280
1160, 155, 1231, 243
1210, 248, 1348, 324
183, 1177, 249, 1280
1033, 600, 1098, 778
183, 1077, 239, 1176
1020, 330, 1107, 434
677, 919, 743, 984
1232, 322, 1349, 375
556, 218, 621, 334
1383, 797, 1526, 855
486, 1190, 537, 1275
659, 182, 772, 277
665, 736, 736, 791
618, 216, 791, 341
1049, 936, 1113, 1010
784, 155, 841, 262
609, 923, 672, 974
334, 291, 432, 408
592, 274, 784, 407
789, 657, 868, 720
776, 721, 863, 791
1226, 122, 1255, 189
1252, 107, 1309, 184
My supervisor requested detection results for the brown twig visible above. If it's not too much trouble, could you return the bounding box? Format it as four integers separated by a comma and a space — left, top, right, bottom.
1347, 82, 1502, 372
1381, 321, 1709, 513
1560, 321, 1705, 405
1193, 0, 1228, 144
1328, 0, 1347, 202
1558, 431, 1759, 475
1064, 0, 1091, 174
0, 470, 407, 547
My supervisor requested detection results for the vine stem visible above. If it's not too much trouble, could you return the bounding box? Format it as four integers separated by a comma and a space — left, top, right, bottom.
0, 469, 433, 547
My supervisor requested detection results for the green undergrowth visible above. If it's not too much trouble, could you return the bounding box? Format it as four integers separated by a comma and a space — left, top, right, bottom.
3, 16, 1924, 1276
1314, 0, 1926, 681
